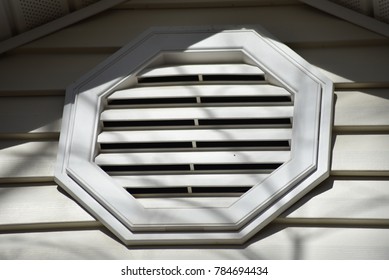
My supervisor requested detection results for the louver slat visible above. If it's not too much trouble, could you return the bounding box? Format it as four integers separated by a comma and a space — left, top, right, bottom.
98, 128, 292, 143
111, 174, 269, 188
96, 61, 293, 198
108, 85, 291, 100
95, 151, 289, 165
138, 64, 266, 77
137, 64, 266, 83
101, 106, 293, 121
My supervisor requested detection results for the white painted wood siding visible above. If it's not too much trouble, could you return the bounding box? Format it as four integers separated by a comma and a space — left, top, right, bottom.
1, 0, 389, 259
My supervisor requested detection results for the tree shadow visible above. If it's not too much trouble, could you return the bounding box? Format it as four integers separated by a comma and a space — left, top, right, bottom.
1, 7, 388, 258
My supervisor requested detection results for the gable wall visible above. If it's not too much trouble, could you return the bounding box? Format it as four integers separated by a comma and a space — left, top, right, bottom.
1, 0, 389, 259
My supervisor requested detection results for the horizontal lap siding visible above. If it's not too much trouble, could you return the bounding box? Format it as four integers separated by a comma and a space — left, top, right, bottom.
1, 46, 388, 94
0, 184, 95, 229
0, 140, 58, 181
1, 2, 389, 259
295, 46, 389, 87
332, 135, 389, 176
281, 178, 389, 221
0, 54, 109, 92
2, 178, 389, 231
334, 89, 389, 131
0, 96, 63, 136
18, 6, 386, 50
1, 226, 389, 259
1, 89, 389, 136
1, 134, 388, 180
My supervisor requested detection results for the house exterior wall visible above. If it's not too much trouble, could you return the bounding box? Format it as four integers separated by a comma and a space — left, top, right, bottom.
0, 0, 389, 259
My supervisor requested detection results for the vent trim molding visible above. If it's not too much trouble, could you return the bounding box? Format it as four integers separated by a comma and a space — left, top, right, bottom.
55, 26, 333, 245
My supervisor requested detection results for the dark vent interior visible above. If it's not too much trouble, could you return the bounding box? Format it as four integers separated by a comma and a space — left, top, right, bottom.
103, 119, 196, 128
197, 118, 291, 126
138, 75, 199, 84
108, 97, 198, 106
126, 186, 252, 197
103, 118, 291, 129
202, 74, 265, 82
200, 96, 291, 103
100, 140, 290, 151
100, 163, 282, 173
193, 163, 282, 171
100, 164, 191, 172
137, 74, 266, 85
196, 140, 289, 148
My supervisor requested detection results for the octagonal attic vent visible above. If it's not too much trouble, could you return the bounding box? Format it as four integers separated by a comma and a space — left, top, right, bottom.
55, 27, 333, 245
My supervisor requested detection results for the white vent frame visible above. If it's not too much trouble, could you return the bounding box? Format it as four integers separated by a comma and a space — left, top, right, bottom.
55, 26, 333, 245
